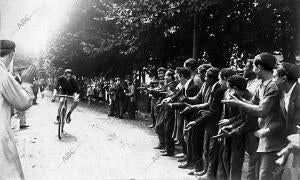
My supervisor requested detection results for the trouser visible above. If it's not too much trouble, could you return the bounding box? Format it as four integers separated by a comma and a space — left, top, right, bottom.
175, 112, 185, 153
19, 111, 26, 126
118, 99, 127, 118
151, 98, 157, 126
155, 106, 166, 146
245, 133, 259, 180
187, 122, 205, 170
258, 152, 285, 180
229, 136, 245, 180
127, 100, 136, 119
204, 124, 219, 177
109, 100, 117, 116
33, 93, 38, 104
114, 99, 120, 117
164, 106, 175, 154
218, 132, 259, 180
218, 138, 230, 180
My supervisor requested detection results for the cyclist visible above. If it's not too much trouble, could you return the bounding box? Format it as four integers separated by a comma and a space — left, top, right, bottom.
52, 69, 80, 124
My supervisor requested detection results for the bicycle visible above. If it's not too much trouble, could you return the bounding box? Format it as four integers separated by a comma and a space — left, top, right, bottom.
53, 95, 74, 139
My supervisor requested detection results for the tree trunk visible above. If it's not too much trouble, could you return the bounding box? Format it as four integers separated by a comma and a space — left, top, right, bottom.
192, 13, 199, 59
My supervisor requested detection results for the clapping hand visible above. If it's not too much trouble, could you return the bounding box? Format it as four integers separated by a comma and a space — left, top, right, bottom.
218, 119, 230, 127
221, 93, 240, 107
21, 65, 37, 84
276, 145, 292, 165
185, 121, 196, 131
254, 128, 270, 138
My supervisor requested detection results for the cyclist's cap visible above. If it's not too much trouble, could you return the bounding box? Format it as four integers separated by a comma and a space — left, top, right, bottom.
64, 69, 72, 74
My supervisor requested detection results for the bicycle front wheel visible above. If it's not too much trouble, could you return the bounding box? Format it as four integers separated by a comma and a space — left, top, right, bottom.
58, 108, 66, 139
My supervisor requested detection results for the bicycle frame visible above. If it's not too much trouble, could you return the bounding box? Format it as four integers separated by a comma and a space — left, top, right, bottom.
55, 95, 74, 139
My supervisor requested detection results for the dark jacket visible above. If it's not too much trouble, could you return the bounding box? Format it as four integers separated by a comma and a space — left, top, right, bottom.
229, 90, 259, 136
195, 83, 226, 125
171, 79, 200, 102
280, 82, 300, 135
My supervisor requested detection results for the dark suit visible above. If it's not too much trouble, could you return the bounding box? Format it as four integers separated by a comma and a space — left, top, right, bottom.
170, 79, 200, 161
218, 90, 259, 180
279, 82, 300, 178
116, 81, 128, 118
171, 79, 200, 103
194, 83, 226, 177
280, 82, 300, 135
152, 81, 177, 152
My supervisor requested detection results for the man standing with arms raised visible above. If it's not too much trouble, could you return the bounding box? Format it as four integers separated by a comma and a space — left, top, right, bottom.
0, 40, 37, 179
223, 53, 288, 180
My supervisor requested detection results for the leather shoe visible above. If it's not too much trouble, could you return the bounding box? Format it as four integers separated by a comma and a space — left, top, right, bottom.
178, 163, 193, 169
194, 170, 207, 176
148, 124, 155, 128
20, 125, 29, 129
160, 149, 167, 153
177, 156, 187, 162
198, 173, 216, 180
161, 152, 174, 156
188, 169, 197, 175
153, 144, 165, 149
175, 153, 185, 158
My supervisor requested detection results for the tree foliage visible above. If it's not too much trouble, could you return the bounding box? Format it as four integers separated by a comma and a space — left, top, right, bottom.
46, 0, 299, 77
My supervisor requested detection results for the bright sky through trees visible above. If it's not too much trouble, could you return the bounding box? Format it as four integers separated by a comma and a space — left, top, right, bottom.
0, 0, 78, 56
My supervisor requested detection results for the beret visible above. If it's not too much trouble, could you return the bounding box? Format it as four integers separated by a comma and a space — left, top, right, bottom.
0, 40, 16, 50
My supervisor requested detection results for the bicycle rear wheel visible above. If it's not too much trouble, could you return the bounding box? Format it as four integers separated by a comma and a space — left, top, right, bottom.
58, 108, 66, 139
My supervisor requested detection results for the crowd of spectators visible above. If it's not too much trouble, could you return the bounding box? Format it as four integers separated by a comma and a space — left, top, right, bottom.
91, 54, 299, 180
51, 54, 300, 180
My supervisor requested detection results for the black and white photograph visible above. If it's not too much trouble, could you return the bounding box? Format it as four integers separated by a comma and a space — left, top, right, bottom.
0, 0, 300, 179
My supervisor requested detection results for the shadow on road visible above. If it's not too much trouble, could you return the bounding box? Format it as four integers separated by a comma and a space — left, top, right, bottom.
59, 133, 78, 143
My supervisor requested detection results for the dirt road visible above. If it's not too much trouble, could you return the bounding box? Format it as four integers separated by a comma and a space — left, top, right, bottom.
11, 93, 195, 180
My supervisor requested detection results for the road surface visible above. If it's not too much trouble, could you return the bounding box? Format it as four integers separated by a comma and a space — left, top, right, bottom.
11, 93, 195, 180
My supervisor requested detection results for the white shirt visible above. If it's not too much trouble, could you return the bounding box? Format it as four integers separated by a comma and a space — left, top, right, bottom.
284, 82, 297, 111
0, 61, 33, 180
184, 79, 192, 96
247, 78, 261, 96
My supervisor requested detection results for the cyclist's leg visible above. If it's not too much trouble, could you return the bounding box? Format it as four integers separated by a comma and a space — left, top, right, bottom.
66, 95, 79, 122
56, 98, 64, 119
68, 98, 79, 114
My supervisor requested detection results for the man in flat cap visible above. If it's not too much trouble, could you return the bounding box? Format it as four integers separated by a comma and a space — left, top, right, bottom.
223, 52, 288, 180
0, 39, 37, 179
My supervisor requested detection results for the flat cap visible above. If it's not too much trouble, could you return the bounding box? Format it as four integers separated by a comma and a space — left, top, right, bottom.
0, 40, 16, 50
0, 40, 16, 57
